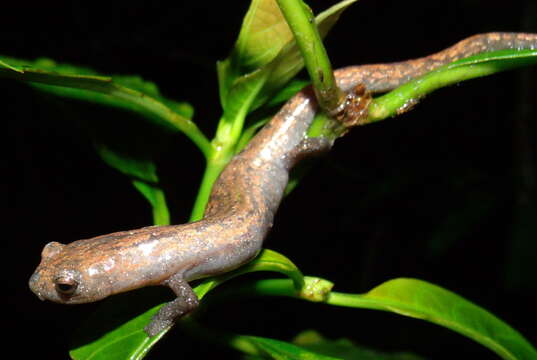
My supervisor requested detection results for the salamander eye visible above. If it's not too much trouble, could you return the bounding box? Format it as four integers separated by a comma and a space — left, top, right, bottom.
54, 277, 78, 297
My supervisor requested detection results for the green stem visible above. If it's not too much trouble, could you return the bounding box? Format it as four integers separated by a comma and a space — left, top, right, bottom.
367, 49, 537, 123
276, 0, 344, 114
151, 188, 171, 226
307, 112, 345, 139
366, 65, 500, 123
189, 150, 234, 221
132, 180, 171, 226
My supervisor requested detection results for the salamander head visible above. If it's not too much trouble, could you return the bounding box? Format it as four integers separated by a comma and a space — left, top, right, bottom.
29, 241, 116, 304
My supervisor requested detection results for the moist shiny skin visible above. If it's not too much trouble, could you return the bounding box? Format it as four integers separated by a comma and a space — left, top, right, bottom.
28, 33, 537, 336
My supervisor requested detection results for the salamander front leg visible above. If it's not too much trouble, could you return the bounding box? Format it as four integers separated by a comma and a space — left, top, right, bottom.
144, 274, 199, 336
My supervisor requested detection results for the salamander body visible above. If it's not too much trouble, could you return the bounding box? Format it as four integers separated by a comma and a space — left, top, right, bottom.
29, 33, 537, 336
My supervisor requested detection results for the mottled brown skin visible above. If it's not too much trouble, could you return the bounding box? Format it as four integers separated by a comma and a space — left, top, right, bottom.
29, 33, 537, 336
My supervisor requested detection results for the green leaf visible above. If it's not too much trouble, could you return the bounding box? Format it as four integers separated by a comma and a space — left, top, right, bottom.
217, 0, 298, 106
0, 58, 24, 72
0, 56, 202, 225
96, 144, 170, 226
217, 0, 357, 141
233, 0, 295, 73
236, 116, 271, 152
238, 335, 340, 360
69, 292, 164, 360
214, 67, 271, 145
235, 277, 536, 359
39, 81, 173, 226
264, 78, 310, 108
250, 0, 358, 111
369, 49, 537, 122
327, 278, 537, 360
196, 248, 307, 299
0, 56, 210, 157
226, 0, 357, 81
293, 330, 424, 360
69, 249, 307, 358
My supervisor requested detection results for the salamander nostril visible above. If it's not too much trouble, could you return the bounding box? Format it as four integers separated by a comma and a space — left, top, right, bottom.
29, 273, 46, 300
29, 272, 40, 287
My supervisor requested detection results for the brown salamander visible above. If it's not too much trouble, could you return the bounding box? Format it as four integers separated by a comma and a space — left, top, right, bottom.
29, 33, 537, 336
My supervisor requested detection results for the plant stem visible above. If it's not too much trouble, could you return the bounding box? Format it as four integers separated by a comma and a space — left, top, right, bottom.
276, 0, 344, 114
151, 188, 171, 226
307, 112, 345, 139
367, 49, 537, 123
189, 151, 234, 221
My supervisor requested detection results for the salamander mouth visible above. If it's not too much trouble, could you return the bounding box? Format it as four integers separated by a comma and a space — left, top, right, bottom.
28, 272, 46, 301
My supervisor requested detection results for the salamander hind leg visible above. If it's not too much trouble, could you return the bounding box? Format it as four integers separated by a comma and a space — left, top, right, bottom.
144, 274, 199, 337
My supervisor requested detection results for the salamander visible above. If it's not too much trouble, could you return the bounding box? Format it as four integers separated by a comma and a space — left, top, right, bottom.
28, 33, 537, 336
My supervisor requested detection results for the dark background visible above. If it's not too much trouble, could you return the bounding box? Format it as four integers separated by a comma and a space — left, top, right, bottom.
3, 1, 536, 359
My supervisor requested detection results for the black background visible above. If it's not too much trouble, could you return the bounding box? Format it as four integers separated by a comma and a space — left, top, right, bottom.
3, 1, 536, 359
